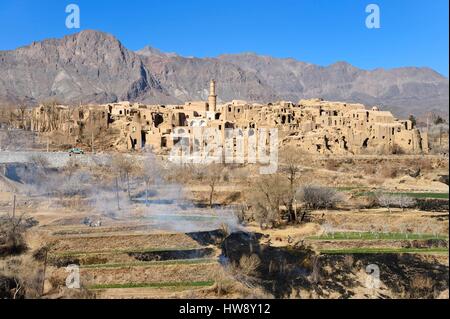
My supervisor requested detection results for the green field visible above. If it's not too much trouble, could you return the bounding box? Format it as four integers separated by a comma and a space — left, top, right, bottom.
400, 192, 449, 199
308, 232, 448, 241
336, 187, 449, 199
52, 246, 200, 257
81, 258, 216, 269
359, 191, 448, 199
320, 247, 449, 254
88, 280, 215, 290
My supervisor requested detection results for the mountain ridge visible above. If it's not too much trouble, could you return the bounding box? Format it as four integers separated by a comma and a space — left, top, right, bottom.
0, 30, 447, 117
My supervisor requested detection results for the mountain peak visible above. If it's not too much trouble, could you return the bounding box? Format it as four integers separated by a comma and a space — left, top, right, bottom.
0, 31, 448, 118
136, 45, 179, 58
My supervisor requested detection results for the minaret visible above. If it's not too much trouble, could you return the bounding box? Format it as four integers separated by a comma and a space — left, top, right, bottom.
208, 79, 217, 112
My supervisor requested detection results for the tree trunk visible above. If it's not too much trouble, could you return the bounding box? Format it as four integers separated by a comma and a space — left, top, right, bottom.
209, 185, 214, 208
115, 177, 121, 210
145, 181, 149, 206
289, 209, 296, 223
300, 210, 308, 222
126, 173, 131, 200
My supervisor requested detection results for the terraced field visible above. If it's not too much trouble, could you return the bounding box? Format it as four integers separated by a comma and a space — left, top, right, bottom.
45, 224, 225, 298
305, 231, 449, 256
307, 232, 448, 241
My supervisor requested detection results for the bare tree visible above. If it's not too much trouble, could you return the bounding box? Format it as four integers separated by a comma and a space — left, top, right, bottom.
0, 104, 14, 125
376, 193, 396, 213
204, 164, 225, 208
112, 154, 139, 200
377, 193, 416, 212
137, 155, 158, 206
310, 255, 322, 284
321, 222, 335, 238
79, 110, 104, 153
239, 254, 261, 276
41, 99, 63, 131
249, 174, 288, 228
28, 154, 50, 170
280, 147, 303, 222
395, 195, 416, 211
17, 103, 29, 130
63, 158, 81, 180
297, 185, 343, 210
0, 213, 28, 257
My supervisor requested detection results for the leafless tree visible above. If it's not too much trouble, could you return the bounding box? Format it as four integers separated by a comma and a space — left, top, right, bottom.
376, 193, 396, 213
137, 155, 158, 205
280, 147, 303, 222
321, 222, 335, 238
16, 103, 29, 130
63, 158, 81, 180
297, 185, 344, 210
249, 174, 288, 228
0, 213, 28, 257
112, 154, 139, 199
377, 193, 415, 212
239, 254, 261, 276
41, 99, 63, 131
310, 255, 322, 284
395, 195, 416, 211
204, 164, 226, 208
28, 154, 50, 170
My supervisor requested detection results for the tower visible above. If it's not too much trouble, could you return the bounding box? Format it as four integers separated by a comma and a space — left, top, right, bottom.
208, 79, 217, 112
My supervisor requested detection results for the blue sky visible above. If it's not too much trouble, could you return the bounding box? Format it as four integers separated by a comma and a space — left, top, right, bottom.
0, 0, 448, 76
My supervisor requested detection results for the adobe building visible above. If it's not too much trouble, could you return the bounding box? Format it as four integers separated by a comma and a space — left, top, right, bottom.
29, 80, 428, 155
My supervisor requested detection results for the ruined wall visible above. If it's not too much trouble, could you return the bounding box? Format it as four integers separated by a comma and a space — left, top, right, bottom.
28, 95, 426, 155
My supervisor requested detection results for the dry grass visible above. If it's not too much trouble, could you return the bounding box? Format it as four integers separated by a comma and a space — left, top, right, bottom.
409, 274, 434, 298
380, 165, 397, 179
70, 262, 220, 287
51, 233, 202, 254
343, 255, 354, 271
0, 255, 44, 298
239, 254, 261, 276
325, 159, 341, 171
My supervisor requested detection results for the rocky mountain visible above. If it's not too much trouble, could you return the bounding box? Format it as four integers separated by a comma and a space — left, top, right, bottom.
0, 30, 448, 117
0, 30, 174, 105
217, 54, 449, 117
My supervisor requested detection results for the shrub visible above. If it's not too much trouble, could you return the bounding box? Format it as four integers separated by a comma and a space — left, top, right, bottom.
391, 144, 405, 155
325, 159, 340, 171
409, 274, 434, 298
239, 254, 261, 276
416, 198, 449, 212
380, 165, 397, 179
0, 216, 28, 257
376, 193, 416, 212
297, 185, 344, 210
0, 275, 24, 299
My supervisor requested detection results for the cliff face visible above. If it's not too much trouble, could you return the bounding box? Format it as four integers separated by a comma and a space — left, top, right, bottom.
216, 54, 449, 117
0, 30, 173, 105
0, 30, 448, 117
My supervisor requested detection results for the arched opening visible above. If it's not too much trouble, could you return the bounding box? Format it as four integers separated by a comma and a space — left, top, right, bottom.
362, 138, 369, 148
225, 122, 234, 129
178, 113, 187, 126
152, 113, 164, 128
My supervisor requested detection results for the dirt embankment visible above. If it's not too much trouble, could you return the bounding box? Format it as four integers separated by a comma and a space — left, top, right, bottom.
222, 231, 449, 299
